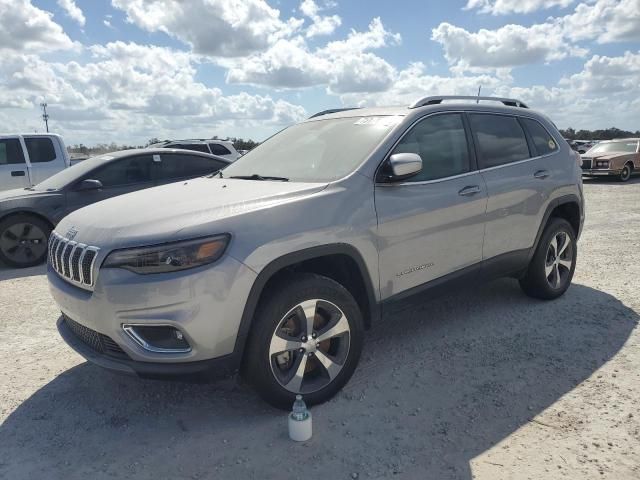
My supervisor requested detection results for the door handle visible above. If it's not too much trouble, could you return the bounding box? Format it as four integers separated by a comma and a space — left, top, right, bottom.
11, 170, 26, 177
534, 170, 550, 179
458, 185, 481, 196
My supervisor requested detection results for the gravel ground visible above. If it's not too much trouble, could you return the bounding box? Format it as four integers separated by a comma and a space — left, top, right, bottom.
1, 178, 639, 480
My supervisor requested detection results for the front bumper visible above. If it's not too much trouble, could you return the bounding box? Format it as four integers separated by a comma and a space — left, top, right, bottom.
49, 254, 257, 377
581, 168, 622, 176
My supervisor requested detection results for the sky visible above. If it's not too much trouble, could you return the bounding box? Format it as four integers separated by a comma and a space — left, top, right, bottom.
0, 0, 638, 146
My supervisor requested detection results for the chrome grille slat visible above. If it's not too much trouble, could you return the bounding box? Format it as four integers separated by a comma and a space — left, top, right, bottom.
48, 233, 100, 290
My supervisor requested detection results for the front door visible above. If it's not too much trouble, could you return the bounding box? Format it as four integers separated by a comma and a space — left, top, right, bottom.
375, 113, 487, 300
0, 138, 30, 191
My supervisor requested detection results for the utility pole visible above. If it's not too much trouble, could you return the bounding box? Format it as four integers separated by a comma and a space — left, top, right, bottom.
40, 102, 49, 132
476, 85, 482, 103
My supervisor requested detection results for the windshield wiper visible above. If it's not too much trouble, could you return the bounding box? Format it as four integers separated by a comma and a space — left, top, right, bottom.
229, 174, 289, 182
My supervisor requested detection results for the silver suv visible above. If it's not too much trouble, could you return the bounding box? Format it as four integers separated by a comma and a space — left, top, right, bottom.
47, 96, 584, 409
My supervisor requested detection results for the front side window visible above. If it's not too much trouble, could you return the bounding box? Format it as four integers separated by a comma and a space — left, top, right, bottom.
222, 116, 403, 183
521, 118, 558, 156
157, 154, 227, 180
470, 114, 531, 168
89, 155, 154, 187
25, 137, 56, 163
389, 113, 470, 182
0, 139, 26, 165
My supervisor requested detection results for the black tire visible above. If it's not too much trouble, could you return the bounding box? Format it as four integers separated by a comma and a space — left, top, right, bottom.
242, 273, 364, 410
0, 214, 51, 268
519, 217, 577, 300
619, 163, 632, 182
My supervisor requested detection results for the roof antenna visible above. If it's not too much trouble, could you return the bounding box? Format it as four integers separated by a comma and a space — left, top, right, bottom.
476, 85, 482, 104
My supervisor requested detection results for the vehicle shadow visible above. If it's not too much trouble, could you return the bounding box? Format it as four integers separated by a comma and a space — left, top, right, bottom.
0, 262, 46, 281
0, 280, 636, 479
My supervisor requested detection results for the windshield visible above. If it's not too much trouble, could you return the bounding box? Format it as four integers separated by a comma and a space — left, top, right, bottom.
222, 116, 403, 182
587, 141, 638, 155
33, 154, 114, 191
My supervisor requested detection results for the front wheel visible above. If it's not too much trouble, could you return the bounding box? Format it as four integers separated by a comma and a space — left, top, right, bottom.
0, 214, 51, 268
619, 164, 632, 182
243, 273, 364, 409
519, 218, 577, 300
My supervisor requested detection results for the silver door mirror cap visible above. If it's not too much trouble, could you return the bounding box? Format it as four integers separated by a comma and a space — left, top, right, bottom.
387, 153, 422, 181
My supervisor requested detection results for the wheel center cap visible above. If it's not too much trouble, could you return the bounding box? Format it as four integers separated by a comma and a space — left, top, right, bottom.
302, 340, 317, 353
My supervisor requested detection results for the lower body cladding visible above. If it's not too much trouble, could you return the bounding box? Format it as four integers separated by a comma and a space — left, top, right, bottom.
48, 255, 257, 380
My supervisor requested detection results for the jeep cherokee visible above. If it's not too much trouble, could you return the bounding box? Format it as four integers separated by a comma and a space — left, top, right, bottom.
47, 95, 585, 409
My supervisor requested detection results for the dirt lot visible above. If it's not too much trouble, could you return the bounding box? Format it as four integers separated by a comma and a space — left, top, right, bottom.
1, 178, 639, 480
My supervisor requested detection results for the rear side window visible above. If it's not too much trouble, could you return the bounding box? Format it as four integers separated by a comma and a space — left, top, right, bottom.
521, 118, 558, 156
171, 143, 211, 153
470, 114, 531, 168
89, 155, 154, 187
209, 144, 232, 155
390, 113, 470, 182
25, 137, 56, 163
0, 139, 26, 165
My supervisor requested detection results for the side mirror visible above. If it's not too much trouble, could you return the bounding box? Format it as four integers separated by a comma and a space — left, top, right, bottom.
76, 179, 103, 191
384, 153, 423, 181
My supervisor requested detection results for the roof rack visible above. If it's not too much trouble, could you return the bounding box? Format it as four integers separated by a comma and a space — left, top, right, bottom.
309, 107, 361, 119
409, 95, 529, 109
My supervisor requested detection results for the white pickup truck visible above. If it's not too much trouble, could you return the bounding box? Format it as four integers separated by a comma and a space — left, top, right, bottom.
0, 134, 75, 192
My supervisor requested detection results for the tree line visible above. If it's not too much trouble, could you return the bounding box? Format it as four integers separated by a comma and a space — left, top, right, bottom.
68, 136, 261, 155
559, 127, 640, 141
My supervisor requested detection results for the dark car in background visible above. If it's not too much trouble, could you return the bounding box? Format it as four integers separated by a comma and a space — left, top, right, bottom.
0, 148, 229, 268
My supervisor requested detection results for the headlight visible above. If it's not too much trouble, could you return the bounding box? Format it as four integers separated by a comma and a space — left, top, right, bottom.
595, 160, 609, 168
102, 234, 230, 274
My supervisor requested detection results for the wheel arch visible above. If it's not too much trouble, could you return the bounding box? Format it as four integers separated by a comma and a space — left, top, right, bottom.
233, 244, 379, 365
529, 195, 582, 262
0, 210, 55, 231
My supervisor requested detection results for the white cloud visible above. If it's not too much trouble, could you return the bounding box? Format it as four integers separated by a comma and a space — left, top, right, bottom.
560, 50, 640, 94
0, 0, 76, 53
111, 0, 303, 57
226, 17, 400, 93
431, 21, 587, 71
57, 0, 85, 26
299, 0, 341, 37
465, 0, 574, 15
560, 0, 640, 43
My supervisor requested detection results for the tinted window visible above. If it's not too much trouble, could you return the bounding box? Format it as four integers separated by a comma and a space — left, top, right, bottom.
390, 113, 470, 182
170, 143, 210, 153
470, 114, 530, 168
89, 155, 154, 187
157, 154, 226, 181
521, 118, 558, 156
0, 139, 26, 165
209, 143, 232, 155
25, 137, 56, 163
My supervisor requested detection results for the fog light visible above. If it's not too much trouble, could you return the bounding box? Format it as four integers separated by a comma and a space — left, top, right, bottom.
122, 324, 191, 353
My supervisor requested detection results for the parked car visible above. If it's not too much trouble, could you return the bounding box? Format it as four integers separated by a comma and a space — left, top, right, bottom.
150, 139, 240, 161
48, 95, 584, 409
0, 134, 78, 192
0, 148, 229, 268
580, 138, 640, 182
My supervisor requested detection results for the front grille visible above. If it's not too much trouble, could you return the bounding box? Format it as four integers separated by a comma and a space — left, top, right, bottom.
64, 316, 128, 359
581, 158, 592, 170
48, 233, 100, 289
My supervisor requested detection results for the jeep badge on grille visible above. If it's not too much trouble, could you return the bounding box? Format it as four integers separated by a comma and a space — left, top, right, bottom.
66, 227, 78, 241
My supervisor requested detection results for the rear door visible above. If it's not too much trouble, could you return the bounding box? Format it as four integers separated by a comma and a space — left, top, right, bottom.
155, 153, 228, 185
65, 154, 156, 213
0, 138, 30, 190
23, 136, 65, 185
470, 113, 558, 261
375, 112, 488, 299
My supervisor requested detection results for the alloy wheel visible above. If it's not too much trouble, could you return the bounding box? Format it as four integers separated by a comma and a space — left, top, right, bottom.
545, 231, 573, 289
268, 299, 350, 394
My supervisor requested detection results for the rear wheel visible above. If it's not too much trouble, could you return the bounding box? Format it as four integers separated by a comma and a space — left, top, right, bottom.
519, 218, 577, 300
0, 214, 51, 268
243, 273, 364, 409
619, 163, 632, 182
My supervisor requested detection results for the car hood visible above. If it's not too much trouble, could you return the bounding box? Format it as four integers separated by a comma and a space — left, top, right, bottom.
0, 187, 53, 202
582, 152, 633, 160
55, 177, 328, 248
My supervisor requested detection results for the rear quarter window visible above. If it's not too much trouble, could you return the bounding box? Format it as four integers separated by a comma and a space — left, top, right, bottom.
209, 144, 232, 155
521, 118, 558, 156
